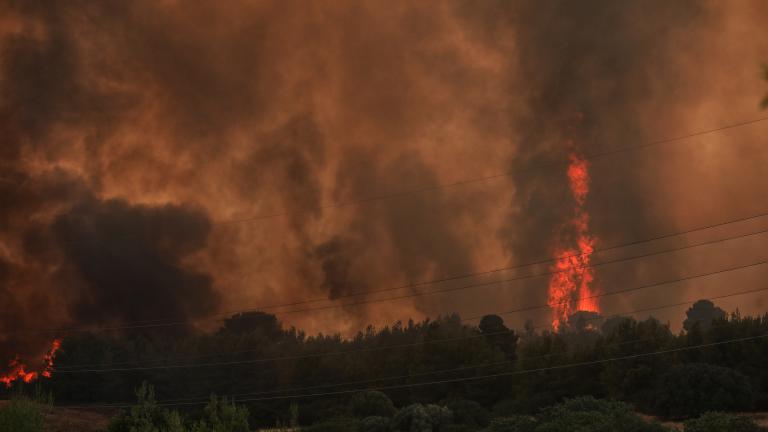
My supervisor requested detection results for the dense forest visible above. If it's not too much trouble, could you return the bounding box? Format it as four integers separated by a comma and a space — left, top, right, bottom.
2, 299, 768, 431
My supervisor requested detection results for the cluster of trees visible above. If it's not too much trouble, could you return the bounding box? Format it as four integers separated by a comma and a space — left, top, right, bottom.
104, 389, 768, 432
2, 299, 767, 429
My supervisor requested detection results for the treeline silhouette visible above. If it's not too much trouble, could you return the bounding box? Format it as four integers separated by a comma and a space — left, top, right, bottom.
4, 299, 768, 429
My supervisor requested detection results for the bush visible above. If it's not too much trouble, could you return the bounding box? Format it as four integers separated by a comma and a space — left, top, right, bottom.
683, 412, 765, 432
535, 397, 668, 432
189, 396, 249, 432
483, 416, 537, 432
107, 382, 185, 432
392, 404, 452, 432
351, 391, 397, 418
653, 363, 753, 418
444, 399, 489, 428
304, 417, 360, 432
360, 415, 392, 432
0, 398, 45, 432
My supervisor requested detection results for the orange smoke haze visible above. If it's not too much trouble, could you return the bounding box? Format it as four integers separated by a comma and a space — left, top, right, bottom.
1, 0, 767, 368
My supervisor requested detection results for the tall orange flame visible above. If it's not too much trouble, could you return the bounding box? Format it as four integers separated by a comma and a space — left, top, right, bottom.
0, 339, 61, 388
548, 139, 600, 330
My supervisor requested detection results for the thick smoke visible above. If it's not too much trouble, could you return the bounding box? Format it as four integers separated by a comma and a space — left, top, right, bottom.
47, 197, 218, 326
1, 0, 767, 368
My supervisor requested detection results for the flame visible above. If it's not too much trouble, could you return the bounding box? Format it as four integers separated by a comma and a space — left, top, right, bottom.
548, 143, 600, 330
0, 339, 61, 388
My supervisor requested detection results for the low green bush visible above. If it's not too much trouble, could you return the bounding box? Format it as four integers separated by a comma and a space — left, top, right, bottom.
351, 391, 397, 418
482, 416, 537, 432
304, 417, 360, 432
535, 396, 669, 432
0, 398, 45, 432
392, 404, 452, 432
683, 412, 765, 432
359, 415, 392, 432
189, 396, 250, 432
444, 399, 490, 428
107, 383, 185, 432
653, 363, 753, 418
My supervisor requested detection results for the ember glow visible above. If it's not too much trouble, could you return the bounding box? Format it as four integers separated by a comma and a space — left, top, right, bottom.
547, 141, 600, 330
0, 339, 61, 387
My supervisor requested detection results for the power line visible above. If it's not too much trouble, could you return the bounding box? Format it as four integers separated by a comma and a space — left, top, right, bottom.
51, 260, 765, 373
65, 331, 768, 408
216, 116, 768, 225
53, 225, 768, 335
117, 285, 768, 405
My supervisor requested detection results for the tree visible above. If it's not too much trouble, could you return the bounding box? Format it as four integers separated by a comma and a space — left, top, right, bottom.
566, 311, 603, 332
218, 311, 282, 338
653, 363, 753, 418
350, 391, 396, 418
683, 300, 725, 332
189, 395, 250, 432
107, 382, 185, 432
479, 315, 518, 360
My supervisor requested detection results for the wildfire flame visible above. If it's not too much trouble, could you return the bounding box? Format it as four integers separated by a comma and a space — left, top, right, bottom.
548, 138, 600, 330
0, 339, 61, 388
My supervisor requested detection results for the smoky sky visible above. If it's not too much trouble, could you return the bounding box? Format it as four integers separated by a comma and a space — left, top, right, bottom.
1, 0, 767, 367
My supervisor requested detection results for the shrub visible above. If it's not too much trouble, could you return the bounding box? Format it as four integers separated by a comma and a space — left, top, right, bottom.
359, 415, 392, 432
304, 417, 360, 432
483, 416, 537, 432
535, 396, 668, 432
351, 391, 397, 418
683, 412, 765, 432
653, 363, 753, 418
0, 398, 45, 432
444, 399, 490, 428
107, 382, 185, 432
189, 395, 249, 432
392, 404, 452, 432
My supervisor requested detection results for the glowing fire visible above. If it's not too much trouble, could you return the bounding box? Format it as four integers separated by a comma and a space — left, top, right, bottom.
548, 139, 600, 330
0, 339, 61, 388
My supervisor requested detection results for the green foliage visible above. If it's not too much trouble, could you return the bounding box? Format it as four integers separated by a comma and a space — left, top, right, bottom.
683, 412, 765, 432
683, 300, 726, 332
535, 396, 669, 432
303, 417, 360, 432
360, 416, 393, 432
0, 398, 45, 432
49, 302, 768, 426
483, 416, 537, 432
392, 404, 452, 432
351, 391, 396, 418
189, 395, 249, 432
443, 399, 489, 427
107, 382, 185, 432
653, 363, 753, 418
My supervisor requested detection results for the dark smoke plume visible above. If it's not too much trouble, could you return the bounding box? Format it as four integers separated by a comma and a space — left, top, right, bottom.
1, 0, 766, 365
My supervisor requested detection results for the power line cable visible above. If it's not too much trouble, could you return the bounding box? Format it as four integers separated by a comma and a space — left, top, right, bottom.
64, 330, 768, 408
216, 117, 768, 225
26, 218, 768, 335
51, 260, 765, 373
141, 285, 768, 404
